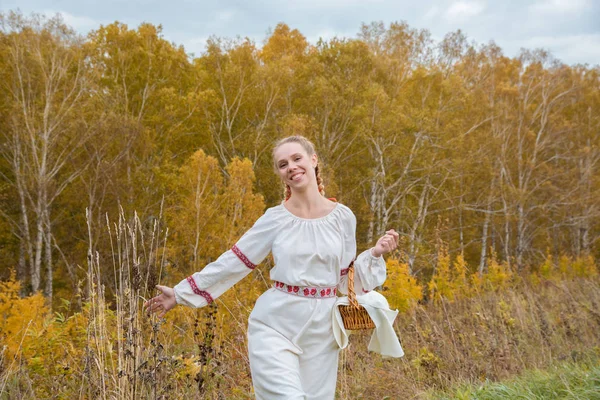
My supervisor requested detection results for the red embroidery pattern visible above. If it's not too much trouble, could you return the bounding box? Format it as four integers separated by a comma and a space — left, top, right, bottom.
232, 244, 256, 270
340, 259, 355, 277
186, 276, 214, 304
273, 281, 337, 298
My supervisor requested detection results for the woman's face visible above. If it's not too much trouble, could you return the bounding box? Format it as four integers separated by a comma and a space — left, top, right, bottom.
273, 142, 318, 192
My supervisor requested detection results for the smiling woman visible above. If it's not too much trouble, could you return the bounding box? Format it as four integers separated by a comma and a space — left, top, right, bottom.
144, 135, 401, 399
273, 136, 327, 210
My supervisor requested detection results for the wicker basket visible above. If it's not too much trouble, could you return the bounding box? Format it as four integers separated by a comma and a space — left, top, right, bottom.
339, 262, 375, 330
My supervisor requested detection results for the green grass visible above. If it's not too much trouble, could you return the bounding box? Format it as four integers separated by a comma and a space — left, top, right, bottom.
430, 359, 600, 400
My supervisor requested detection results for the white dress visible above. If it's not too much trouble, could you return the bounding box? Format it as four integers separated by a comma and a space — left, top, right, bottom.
173, 202, 386, 400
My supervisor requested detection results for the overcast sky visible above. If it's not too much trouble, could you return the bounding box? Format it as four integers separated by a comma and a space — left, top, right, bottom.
2, 0, 599, 66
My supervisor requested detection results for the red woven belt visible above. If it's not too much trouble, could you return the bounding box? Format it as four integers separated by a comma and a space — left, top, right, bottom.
273, 281, 337, 298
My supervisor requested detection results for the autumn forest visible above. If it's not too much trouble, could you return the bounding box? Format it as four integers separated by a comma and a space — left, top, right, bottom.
0, 10, 599, 399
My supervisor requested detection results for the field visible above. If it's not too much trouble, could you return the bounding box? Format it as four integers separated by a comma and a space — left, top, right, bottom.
1, 244, 598, 399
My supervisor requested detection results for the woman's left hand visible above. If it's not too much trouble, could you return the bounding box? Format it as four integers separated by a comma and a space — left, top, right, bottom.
371, 229, 399, 258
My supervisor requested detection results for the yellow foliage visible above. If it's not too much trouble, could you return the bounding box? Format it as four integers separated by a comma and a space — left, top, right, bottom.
570, 255, 597, 278
172, 354, 202, 380
219, 157, 266, 245
384, 258, 423, 312
538, 250, 554, 279
470, 271, 483, 291
24, 309, 88, 377
261, 23, 308, 64
0, 271, 50, 363
165, 151, 265, 280
0, 273, 92, 393
166, 149, 223, 270
498, 300, 516, 328
530, 253, 598, 285
429, 242, 454, 302
529, 271, 542, 287
558, 255, 571, 277
429, 243, 474, 303
530, 254, 599, 282
452, 253, 471, 299
411, 347, 440, 374
473, 249, 512, 291
530, 249, 555, 285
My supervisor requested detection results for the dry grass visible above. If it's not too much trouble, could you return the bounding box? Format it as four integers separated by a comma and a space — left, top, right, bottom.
0, 210, 599, 399
337, 277, 600, 399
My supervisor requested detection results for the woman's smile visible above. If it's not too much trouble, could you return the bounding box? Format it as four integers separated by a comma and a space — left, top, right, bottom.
290, 171, 305, 182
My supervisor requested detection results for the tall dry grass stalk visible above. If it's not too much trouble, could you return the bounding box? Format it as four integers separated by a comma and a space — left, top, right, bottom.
83, 205, 169, 399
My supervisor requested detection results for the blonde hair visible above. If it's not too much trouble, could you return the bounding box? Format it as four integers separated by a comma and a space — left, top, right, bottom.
272, 135, 325, 201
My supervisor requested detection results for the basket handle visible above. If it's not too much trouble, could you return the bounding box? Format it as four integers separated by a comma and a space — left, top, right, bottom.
347, 261, 360, 308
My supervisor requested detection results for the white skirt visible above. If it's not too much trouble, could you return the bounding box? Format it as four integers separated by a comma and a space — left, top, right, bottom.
248, 288, 340, 400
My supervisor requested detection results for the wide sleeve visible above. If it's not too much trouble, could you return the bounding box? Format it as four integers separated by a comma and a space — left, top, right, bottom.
173, 207, 279, 308
337, 206, 387, 295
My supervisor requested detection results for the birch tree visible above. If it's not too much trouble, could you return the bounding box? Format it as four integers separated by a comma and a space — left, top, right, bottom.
0, 12, 92, 298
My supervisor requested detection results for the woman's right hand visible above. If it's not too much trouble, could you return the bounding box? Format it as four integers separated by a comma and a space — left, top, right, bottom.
144, 285, 177, 318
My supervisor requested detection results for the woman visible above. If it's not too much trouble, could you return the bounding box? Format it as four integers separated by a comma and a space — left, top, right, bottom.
144, 135, 399, 399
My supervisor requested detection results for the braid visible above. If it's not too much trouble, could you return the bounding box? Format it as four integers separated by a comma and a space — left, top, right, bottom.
283, 183, 292, 202
315, 165, 325, 197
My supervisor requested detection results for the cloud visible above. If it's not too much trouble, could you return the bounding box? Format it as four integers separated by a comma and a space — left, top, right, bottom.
177, 35, 210, 57
303, 27, 360, 45
3, 0, 598, 66
523, 33, 600, 66
529, 0, 591, 14
40, 10, 101, 33
445, 1, 485, 22
176, 32, 267, 57
499, 33, 600, 66
59, 12, 100, 31
215, 9, 235, 23
423, 6, 440, 20
288, 0, 384, 8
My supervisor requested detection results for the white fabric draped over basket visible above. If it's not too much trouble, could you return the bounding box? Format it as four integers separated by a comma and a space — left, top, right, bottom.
332, 291, 404, 358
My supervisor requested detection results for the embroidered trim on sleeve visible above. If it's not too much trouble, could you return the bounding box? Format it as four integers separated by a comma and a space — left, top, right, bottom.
340, 259, 355, 277
232, 244, 256, 270
186, 276, 214, 304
